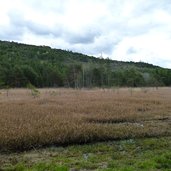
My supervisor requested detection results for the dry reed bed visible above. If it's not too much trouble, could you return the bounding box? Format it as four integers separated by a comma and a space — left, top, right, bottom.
0, 88, 171, 152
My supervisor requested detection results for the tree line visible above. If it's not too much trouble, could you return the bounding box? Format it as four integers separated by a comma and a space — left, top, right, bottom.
0, 40, 171, 88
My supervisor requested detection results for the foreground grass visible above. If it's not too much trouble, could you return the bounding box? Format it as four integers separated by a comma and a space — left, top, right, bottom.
1, 137, 171, 171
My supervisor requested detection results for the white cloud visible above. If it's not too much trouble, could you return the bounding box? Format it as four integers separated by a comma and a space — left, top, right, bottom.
113, 31, 171, 64
0, 0, 171, 68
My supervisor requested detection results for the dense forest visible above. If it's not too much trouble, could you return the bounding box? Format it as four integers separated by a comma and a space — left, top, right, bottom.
0, 40, 171, 88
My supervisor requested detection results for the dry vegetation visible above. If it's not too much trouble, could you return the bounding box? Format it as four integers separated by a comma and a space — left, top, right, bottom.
0, 87, 171, 152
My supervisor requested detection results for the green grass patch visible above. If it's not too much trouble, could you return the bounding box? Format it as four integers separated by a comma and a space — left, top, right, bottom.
1, 137, 171, 171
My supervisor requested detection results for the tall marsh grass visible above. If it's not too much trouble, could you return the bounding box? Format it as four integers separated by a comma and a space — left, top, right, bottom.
0, 88, 171, 152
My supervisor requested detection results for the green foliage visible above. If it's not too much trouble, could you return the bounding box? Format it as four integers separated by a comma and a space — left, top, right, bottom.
0, 80, 5, 88
33, 163, 68, 171
2, 137, 171, 171
5, 162, 68, 171
0, 40, 171, 88
27, 83, 40, 98
155, 152, 171, 169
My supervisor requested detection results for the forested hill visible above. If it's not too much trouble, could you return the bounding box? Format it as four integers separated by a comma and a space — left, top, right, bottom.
0, 40, 171, 88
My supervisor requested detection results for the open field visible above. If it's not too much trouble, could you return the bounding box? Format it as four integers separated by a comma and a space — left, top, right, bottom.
0, 87, 171, 153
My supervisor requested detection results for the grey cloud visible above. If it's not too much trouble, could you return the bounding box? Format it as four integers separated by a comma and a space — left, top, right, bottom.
93, 40, 118, 55
75, 37, 120, 56
6, 0, 157, 48
26, 23, 63, 37
0, 32, 21, 41
0, 24, 23, 41
0, 11, 25, 41
67, 34, 95, 44
127, 47, 137, 54
7, 10, 100, 45
8, 10, 63, 37
66, 30, 101, 44
69, 42, 115, 57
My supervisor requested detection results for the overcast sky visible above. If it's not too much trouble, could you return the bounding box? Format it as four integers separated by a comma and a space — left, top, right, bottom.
0, 0, 171, 68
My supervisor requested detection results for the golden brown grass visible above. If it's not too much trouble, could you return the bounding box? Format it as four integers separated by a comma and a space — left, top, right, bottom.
0, 87, 171, 152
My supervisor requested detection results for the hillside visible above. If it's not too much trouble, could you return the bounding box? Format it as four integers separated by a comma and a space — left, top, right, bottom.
0, 40, 171, 88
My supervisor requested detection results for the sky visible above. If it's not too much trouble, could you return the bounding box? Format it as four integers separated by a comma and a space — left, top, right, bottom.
0, 0, 171, 68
